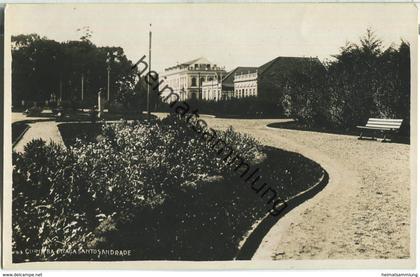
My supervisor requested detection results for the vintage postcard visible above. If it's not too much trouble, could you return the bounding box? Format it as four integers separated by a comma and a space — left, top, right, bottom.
2, 3, 418, 270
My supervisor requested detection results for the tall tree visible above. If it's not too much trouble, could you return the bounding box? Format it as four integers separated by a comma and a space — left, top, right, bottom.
12, 33, 138, 108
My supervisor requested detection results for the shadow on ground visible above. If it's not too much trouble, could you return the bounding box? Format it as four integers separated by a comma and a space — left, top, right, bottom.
267, 121, 410, 145
214, 114, 285, 120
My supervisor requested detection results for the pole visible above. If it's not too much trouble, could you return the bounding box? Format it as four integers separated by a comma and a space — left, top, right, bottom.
59, 75, 63, 102
107, 65, 110, 102
214, 72, 218, 101
98, 90, 102, 119
147, 24, 152, 116
81, 74, 84, 101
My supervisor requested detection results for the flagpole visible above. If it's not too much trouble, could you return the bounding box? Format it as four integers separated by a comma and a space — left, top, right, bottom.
147, 24, 152, 116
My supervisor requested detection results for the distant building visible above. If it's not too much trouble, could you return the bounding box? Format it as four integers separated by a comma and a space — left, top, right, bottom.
224, 67, 258, 100
201, 80, 222, 101
160, 57, 226, 101
160, 56, 324, 103
233, 69, 258, 98
257, 56, 324, 98
232, 56, 324, 99
201, 66, 258, 101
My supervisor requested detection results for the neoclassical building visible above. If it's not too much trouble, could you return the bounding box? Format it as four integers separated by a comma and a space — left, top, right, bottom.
160, 56, 324, 102
160, 57, 226, 101
201, 80, 222, 101
233, 70, 258, 98
201, 66, 258, 101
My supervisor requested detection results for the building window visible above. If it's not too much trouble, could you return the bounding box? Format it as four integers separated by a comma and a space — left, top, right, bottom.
200, 77, 205, 86
191, 77, 197, 87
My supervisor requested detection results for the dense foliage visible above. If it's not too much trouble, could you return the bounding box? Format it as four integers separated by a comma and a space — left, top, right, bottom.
12, 115, 256, 261
12, 33, 159, 110
157, 97, 284, 118
281, 30, 410, 133
13, 140, 95, 261
13, 115, 323, 261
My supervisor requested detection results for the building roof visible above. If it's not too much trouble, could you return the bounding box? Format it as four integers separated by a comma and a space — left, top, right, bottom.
180, 57, 212, 66
222, 66, 258, 87
164, 57, 217, 72
258, 56, 324, 77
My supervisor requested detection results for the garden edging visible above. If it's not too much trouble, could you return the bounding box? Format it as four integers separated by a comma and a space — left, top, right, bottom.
234, 143, 329, 260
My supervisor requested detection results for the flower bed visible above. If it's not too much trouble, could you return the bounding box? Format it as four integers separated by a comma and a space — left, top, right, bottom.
13, 115, 324, 262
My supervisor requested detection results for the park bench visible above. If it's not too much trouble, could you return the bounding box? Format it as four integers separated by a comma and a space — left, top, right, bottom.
356, 118, 403, 142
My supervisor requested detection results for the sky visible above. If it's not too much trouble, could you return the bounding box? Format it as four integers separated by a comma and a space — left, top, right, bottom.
6, 3, 418, 72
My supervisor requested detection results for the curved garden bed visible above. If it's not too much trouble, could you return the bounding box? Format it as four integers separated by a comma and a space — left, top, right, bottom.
13, 115, 326, 262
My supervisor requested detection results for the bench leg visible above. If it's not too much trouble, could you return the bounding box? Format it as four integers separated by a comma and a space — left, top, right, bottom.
381, 133, 387, 143
358, 131, 363, 140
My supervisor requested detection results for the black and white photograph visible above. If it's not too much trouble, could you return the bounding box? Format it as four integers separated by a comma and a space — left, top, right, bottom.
2, 3, 417, 270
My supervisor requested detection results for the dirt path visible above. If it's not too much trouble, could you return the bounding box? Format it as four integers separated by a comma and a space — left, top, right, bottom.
13, 119, 65, 153
205, 118, 411, 260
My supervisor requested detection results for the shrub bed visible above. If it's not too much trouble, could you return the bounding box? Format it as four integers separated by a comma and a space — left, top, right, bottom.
155, 97, 283, 119
57, 122, 103, 146
13, 115, 324, 262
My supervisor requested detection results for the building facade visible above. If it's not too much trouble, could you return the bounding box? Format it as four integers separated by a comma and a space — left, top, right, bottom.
231, 56, 324, 100
200, 66, 258, 101
233, 71, 258, 98
201, 80, 222, 101
160, 56, 323, 102
160, 57, 226, 101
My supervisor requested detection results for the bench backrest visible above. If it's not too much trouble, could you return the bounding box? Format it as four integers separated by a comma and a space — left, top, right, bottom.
366, 118, 403, 130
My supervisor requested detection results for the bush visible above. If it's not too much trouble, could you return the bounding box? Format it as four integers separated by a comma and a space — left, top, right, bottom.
157, 97, 283, 118
13, 139, 96, 261
281, 60, 329, 127
282, 30, 410, 135
13, 115, 264, 261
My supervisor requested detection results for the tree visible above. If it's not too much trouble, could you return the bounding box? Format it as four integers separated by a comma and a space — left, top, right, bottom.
12, 35, 63, 105
281, 29, 411, 134
12, 33, 138, 109
281, 59, 328, 127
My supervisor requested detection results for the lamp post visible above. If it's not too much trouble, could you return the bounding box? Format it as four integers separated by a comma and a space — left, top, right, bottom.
59, 74, 63, 103
106, 57, 111, 102
97, 89, 103, 119
198, 72, 201, 100
81, 74, 84, 101
147, 24, 152, 116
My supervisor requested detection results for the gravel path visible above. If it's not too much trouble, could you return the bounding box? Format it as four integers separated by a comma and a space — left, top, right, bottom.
204, 117, 411, 260
12, 113, 65, 153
